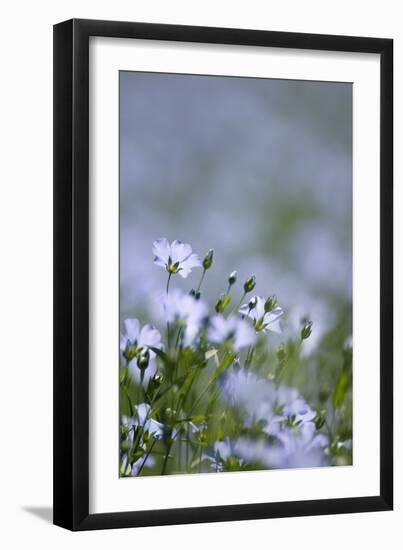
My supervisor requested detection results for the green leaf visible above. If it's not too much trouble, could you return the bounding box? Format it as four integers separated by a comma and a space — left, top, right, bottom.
333, 370, 348, 409
191, 415, 208, 423
148, 346, 175, 370
129, 447, 145, 463
178, 367, 199, 397
211, 352, 235, 381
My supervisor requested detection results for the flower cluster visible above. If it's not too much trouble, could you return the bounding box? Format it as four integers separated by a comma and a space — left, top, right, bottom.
119, 239, 352, 477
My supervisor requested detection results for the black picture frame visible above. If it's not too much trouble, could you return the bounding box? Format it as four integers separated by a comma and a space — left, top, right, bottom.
53, 18, 393, 531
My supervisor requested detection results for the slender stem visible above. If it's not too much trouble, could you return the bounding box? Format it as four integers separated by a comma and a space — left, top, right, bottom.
196, 269, 206, 293
188, 378, 215, 416
137, 439, 157, 476
174, 326, 183, 349
166, 273, 172, 347
131, 408, 151, 458
161, 439, 174, 475
186, 424, 190, 472
199, 444, 203, 473
229, 291, 246, 316
166, 272, 172, 295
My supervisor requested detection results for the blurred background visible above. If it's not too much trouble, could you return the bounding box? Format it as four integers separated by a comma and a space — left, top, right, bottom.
120, 71, 352, 356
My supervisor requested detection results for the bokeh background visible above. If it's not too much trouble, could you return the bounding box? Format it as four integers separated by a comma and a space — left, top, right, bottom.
120, 71, 352, 357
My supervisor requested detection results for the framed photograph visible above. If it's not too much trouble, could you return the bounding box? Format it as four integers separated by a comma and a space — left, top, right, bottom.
53, 19, 393, 530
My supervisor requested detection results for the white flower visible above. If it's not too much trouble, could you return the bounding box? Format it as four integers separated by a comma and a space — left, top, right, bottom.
153, 238, 202, 278
239, 296, 283, 334
164, 289, 208, 346
120, 319, 162, 360
207, 315, 256, 351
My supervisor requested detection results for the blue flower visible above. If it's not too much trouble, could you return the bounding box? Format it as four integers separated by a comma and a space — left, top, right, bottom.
153, 238, 202, 278
239, 296, 283, 334
207, 314, 256, 351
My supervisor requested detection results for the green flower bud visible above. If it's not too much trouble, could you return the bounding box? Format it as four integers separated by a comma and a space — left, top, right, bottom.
264, 294, 277, 313
248, 296, 257, 310
123, 339, 138, 362
228, 270, 237, 286
137, 348, 150, 370
243, 274, 256, 293
202, 249, 214, 270
215, 295, 224, 313
301, 321, 313, 340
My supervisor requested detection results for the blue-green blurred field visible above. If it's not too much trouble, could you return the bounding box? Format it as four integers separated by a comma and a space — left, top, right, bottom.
119, 72, 352, 475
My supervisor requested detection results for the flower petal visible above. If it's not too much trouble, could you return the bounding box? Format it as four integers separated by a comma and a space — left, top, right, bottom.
139, 324, 162, 349
178, 253, 202, 278
129, 358, 158, 388
135, 403, 151, 425
123, 319, 140, 341
152, 238, 171, 264
266, 319, 282, 334
234, 320, 256, 351
120, 334, 128, 351
207, 315, 228, 343
170, 240, 193, 263
238, 303, 250, 316
254, 296, 266, 319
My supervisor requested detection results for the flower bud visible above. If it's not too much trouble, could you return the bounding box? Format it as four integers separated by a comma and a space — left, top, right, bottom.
228, 270, 237, 286
137, 348, 150, 370
123, 340, 137, 362
215, 295, 224, 313
190, 289, 201, 300
248, 296, 257, 310
264, 294, 277, 313
243, 274, 256, 293
202, 249, 214, 270
301, 321, 313, 340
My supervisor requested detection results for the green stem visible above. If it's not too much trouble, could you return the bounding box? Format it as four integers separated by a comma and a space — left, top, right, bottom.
166, 273, 172, 347
174, 326, 183, 349
188, 378, 215, 416
196, 269, 206, 293
131, 408, 151, 458
229, 291, 246, 316
199, 444, 203, 473
137, 439, 157, 476
245, 345, 254, 367
166, 272, 172, 295
161, 439, 174, 475
186, 424, 190, 472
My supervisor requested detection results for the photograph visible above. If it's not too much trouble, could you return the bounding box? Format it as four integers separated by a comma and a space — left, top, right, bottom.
119, 71, 353, 477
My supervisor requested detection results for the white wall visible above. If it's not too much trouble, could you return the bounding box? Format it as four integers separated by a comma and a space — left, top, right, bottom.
0, 1, 400, 548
